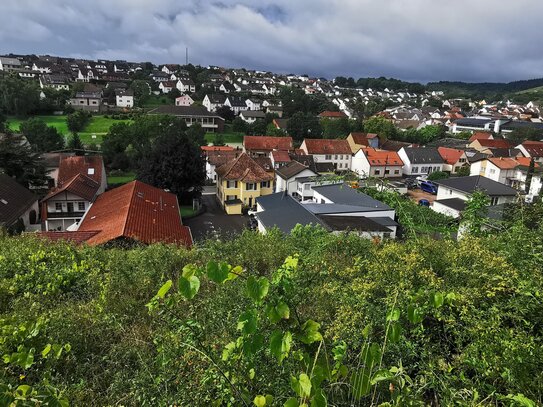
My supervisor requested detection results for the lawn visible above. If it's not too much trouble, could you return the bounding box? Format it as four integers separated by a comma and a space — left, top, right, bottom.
143, 94, 173, 108
7, 115, 133, 146
180, 205, 198, 218
107, 171, 136, 185
204, 132, 244, 145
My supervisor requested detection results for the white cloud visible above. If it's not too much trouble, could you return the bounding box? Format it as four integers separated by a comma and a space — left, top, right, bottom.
1, 0, 542, 82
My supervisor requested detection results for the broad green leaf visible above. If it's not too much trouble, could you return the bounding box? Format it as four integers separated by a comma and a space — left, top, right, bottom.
179, 275, 200, 299
291, 373, 312, 398
157, 280, 172, 298
181, 264, 199, 278
270, 330, 292, 363
445, 292, 456, 305
310, 388, 327, 407
238, 309, 258, 334
64, 343, 71, 352
253, 395, 267, 407
350, 370, 371, 399
227, 265, 243, 281
431, 292, 444, 308
246, 276, 270, 303
242, 333, 264, 357
222, 342, 236, 361
300, 320, 323, 344
265, 395, 273, 405
41, 344, 51, 358
266, 304, 281, 323
407, 304, 423, 324
371, 369, 395, 385
249, 368, 256, 380
52, 344, 63, 359
207, 261, 230, 284
276, 302, 290, 319
15, 385, 31, 397
284, 398, 299, 407
386, 308, 400, 322
388, 322, 401, 343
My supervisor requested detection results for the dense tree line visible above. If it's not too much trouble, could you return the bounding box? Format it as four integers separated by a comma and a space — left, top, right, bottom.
334, 76, 425, 93
1, 198, 542, 405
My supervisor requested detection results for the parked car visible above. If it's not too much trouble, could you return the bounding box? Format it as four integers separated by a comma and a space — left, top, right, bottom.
419, 181, 438, 195
418, 199, 430, 207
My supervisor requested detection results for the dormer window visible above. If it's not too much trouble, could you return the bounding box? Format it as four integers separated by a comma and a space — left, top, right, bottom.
88, 168, 95, 175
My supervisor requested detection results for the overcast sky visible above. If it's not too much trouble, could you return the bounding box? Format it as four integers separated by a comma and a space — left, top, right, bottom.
1, 0, 542, 83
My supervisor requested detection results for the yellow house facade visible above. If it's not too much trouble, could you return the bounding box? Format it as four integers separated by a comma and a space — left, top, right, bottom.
216, 153, 274, 215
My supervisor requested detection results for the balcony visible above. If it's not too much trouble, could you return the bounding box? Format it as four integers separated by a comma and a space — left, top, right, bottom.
46, 211, 85, 219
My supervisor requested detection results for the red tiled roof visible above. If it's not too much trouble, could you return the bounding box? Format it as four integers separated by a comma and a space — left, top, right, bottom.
215, 153, 274, 182
271, 150, 291, 162
78, 181, 192, 247
201, 146, 235, 152
38, 231, 100, 244
474, 139, 512, 148
318, 111, 347, 118
520, 141, 543, 157
303, 138, 352, 155
58, 155, 104, 185
243, 136, 293, 151
43, 173, 100, 202
362, 148, 403, 166
488, 156, 540, 170
438, 147, 466, 165
207, 151, 240, 166
468, 132, 493, 142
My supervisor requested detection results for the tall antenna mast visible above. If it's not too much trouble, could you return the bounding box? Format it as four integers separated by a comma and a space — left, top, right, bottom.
186, 47, 188, 65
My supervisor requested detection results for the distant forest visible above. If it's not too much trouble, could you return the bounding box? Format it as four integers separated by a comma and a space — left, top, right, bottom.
335, 75, 543, 103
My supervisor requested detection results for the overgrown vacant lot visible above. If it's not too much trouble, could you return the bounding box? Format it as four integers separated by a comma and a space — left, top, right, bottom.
1, 223, 542, 406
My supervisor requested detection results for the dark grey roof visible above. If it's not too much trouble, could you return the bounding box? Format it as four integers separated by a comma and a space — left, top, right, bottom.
148, 105, 223, 119
501, 121, 543, 131
491, 148, 522, 158
315, 162, 336, 173
434, 176, 518, 196
454, 118, 492, 126
255, 193, 325, 233
426, 138, 468, 149
402, 147, 444, 164
241, 111, 266, 119
434, 198, 466, 211
0, 174, 37, 227
226, 96, 247, 107
311, 183, 391, 210
317, 215, 392, 233
381, 140, 411, 152
372, 217, 400, 227
275, 161, 314, 180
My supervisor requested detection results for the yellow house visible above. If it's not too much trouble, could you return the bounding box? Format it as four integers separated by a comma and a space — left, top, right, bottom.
216, 153, 274, 215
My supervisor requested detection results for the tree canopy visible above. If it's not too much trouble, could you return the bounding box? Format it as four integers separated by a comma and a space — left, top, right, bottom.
19, 118, 64, 153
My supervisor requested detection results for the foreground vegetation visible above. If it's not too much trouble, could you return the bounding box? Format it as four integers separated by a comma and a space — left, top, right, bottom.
1, 207, 542, 405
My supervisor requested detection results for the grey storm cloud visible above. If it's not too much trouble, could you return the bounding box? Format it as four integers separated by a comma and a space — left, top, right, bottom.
1, 0, 543, 83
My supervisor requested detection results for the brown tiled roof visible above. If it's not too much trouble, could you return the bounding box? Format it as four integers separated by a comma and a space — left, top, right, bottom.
488, 156, 539, 170
201, 146, 235, 153
303, 138, 352, 154
78, 181, 192, 247
319, 111, 347, 118
207, 150, 240, 166
362, 148, 404, 166
468, 132, 493, 142
43, 173, 100, 202
275, 161, 311, 180
215, 153, 274, 182
350, 133, 378, 145
474, 139, 512, 149
521, 141, 543, 157
271, 150, 291, 162
38, 230, 100, 244
244, 136, 293, 151
0, 174, 37, 227
58, 155, 103, 185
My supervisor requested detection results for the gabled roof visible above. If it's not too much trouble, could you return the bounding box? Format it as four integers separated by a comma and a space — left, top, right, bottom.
402, 147, 444, 164
275, 161, 313, 180
468, 132, 493, 142
381, 140, 412, 152
318, 111, 347, 118
244, 136, 293, 151
43, 173, 100, 202
215, 153, 274, 182
472, 139, 512, 149
241, 111, 266, 119
78, 181, 192, 246
0, 174, 37, 227
311, 183, 391, 211
434, 175, 518, 196
201, 145, 235, 153
38, 230, 100, 244
303, 139, 351, 155
206, 150, 240, 166
519, 140, 543, 157
487, 156, 539, 170
360, 148, 403, 166
438, 147, 466, 165
58, 155, 104, 185
148, 105, 223, 119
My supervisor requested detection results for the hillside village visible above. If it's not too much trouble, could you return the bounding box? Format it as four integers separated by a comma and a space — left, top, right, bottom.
1, 53, 543, 244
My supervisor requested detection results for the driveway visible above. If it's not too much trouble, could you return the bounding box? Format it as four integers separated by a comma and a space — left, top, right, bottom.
406, 188, 437, 204
184, 191, 250, 242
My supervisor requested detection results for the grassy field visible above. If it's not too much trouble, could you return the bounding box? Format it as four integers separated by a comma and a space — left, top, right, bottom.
106, 172, 136, 185
204, 132, 244, 145
7, 115, 133, 145
143, 94, 173, 108
180, 205, 198, 218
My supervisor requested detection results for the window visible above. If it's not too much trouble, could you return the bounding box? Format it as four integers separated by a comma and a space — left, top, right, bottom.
78, 202, 85, 211
334, 155, 338, 160
226, 180, 238, 188
67, 202, 74, 212
394, 169, 400, 174
246, 183, 257, 191
304, 184, 310, 190
421, 166, 428, 173
260, 181, 270, 188
338, 163, 342, 169
412, 166, 419, 173
88, 168, 95, 175
385, 169, 390, 175
489, 169, 496, 175
490, 197, 499, 205
325, 155, 332, 160
226, 195, 237, 201
55, 202, 62, 212
374, 169, 381, 175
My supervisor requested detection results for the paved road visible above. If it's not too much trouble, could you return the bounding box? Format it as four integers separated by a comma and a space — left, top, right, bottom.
184, 193, 249, 242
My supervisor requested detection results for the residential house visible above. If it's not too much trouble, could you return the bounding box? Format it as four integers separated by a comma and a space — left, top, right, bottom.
397, 147, 444, 176
243, 135, 293, 157
219, 81, 236, 93
245, 99, 261, 111
39, 74, 71, 90
432, 176, 518, 218
351, 148, 404, 178
176, 78, 196, 93
318, 111, 347, 120
175, 94, 194, 106
516, 141, 543, 163
57, 155, 107, 194
148, 105, 225, 132
470, 157, 541, 195
270, 150, 291, 169
150, 71, 170, 82
203, 94, 226, 112
115, 89, 134, 108
204, 149, 240, 183
239, 110, 266, 123
225, 96, 249, 115
299, 139, 352, 171
159, 81, 176, 94
0, 57, 22, 71
77, 67, 98, 82
438, 147, 469, 174
69, 91, 102, 112
0, 174, 40, 232
266, 105, 283, 117
346, 132, 379, 153
468, 132, 493, 142
469, 138, 512, 154
161, 64, 180, 74
275, 160, 318, 199
32, 61, 53, 73
76, 180, 193, 247
215, 153, 274, 214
